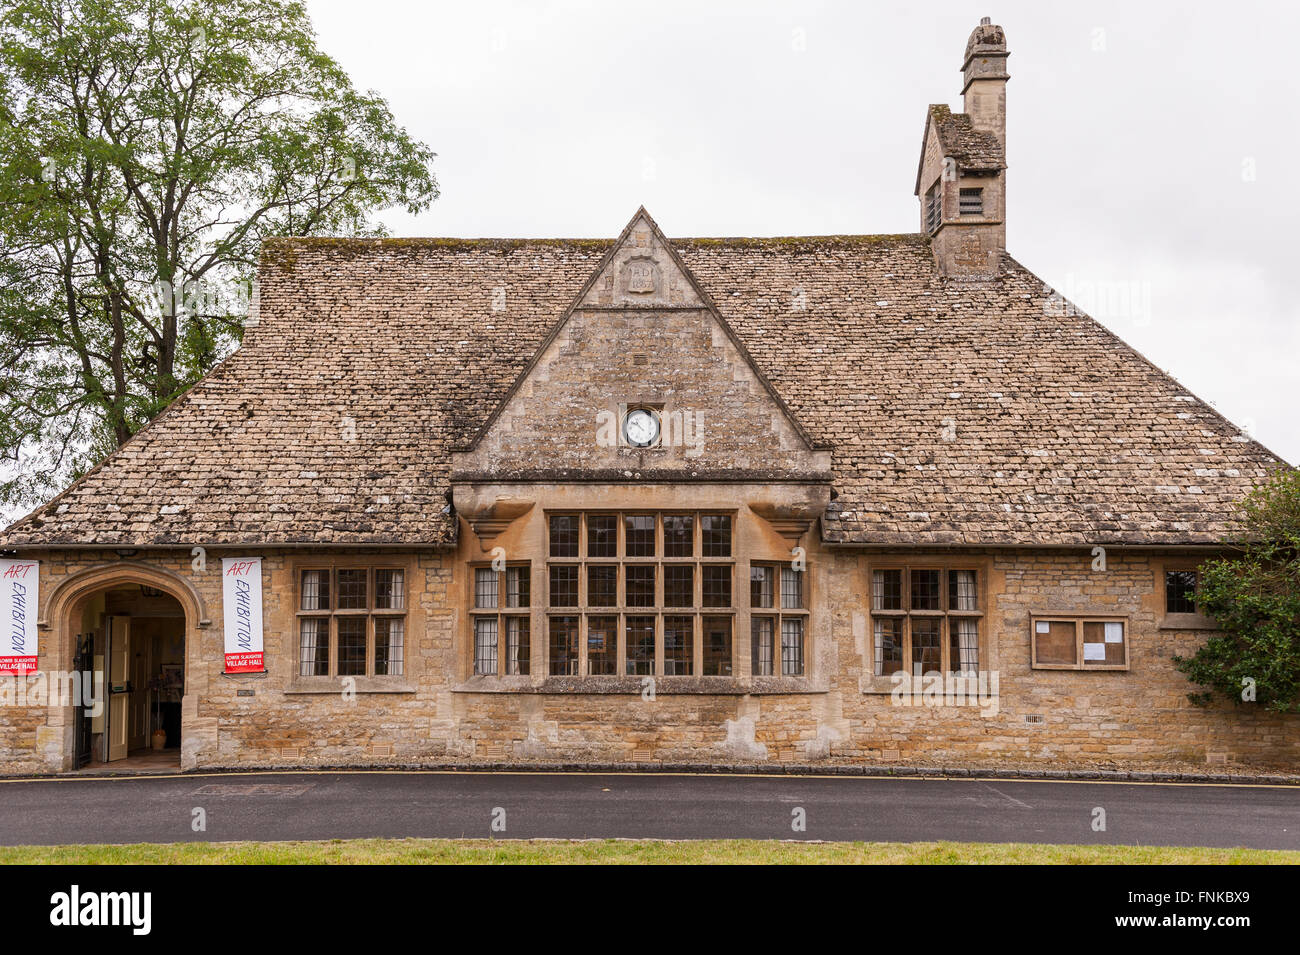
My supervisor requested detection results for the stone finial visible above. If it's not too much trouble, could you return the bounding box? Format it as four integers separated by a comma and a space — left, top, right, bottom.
963, 20, 1008, 73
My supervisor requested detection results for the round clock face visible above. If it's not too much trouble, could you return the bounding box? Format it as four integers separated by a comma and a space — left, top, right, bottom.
623, 408, 660, 448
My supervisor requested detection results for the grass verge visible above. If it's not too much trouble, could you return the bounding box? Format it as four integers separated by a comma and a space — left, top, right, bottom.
1, 839, 1294, 865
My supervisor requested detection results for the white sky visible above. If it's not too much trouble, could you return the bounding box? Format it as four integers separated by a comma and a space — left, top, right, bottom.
300, 0, 1299, 467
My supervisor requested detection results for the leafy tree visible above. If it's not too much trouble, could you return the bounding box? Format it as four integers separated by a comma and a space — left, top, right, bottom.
1174, 467, 1300, 714
0, 0, 437, 506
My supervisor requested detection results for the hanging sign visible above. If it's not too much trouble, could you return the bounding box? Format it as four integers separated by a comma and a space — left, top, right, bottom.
0, 559, 38, 674
222, 557, 264, 672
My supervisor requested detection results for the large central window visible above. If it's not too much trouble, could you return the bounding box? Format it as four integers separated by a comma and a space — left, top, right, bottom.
546, 511, 735, 677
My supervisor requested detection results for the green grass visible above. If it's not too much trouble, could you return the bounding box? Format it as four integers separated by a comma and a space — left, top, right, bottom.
0, 839, 1294, 865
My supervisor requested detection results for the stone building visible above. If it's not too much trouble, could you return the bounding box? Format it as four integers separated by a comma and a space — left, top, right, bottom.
1, 19, 1294, 774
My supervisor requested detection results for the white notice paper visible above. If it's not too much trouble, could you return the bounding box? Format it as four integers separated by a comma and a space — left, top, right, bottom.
1035, 621, 1050, 633
1104, 622, 1124, 643
1083, 642, 1107, 661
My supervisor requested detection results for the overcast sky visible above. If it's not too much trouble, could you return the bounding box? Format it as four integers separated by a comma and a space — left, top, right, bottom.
298, 0, 1299, 467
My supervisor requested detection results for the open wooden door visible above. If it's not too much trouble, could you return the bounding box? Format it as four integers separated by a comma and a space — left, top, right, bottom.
129, 634, 149, 752
107, 616, 130, 762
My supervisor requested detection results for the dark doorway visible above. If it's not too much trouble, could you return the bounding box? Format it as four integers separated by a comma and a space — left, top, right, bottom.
72, 632, 93, 769
78, 584, 185, 771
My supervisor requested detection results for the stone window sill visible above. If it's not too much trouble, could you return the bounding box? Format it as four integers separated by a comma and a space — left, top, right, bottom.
1159, 613, 1220, 631
861, 676, 899, 696
454, 675, 827, 695
284, 678, 416, 695
860, 674, 1001, 696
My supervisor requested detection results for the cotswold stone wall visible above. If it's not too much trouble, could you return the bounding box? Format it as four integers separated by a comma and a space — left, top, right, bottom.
834, 549, 1295, 767
0, 549, 217, 775
2, 544, 1295, 776
452, 213, 828, 481
454, 306, 816, 476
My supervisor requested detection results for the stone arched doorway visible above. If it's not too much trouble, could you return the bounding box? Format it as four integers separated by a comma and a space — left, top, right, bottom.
43, 562, 207, 772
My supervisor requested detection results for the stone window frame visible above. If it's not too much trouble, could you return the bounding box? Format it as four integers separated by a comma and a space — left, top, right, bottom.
543, 509, 737, 678
1029, 614, 1130, 671
924, 178, 943, 233
291, 557, 413, 682
958, 186, 984, 216
469, 563, 532, 676
748, 561, 809, 677
1154, 558, 1219, 631
866, 559, 986, 681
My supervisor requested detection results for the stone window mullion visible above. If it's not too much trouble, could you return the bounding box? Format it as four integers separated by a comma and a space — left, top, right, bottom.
577, 613, 589, 677
654, 614, 664, 678
329, 615, 338, 677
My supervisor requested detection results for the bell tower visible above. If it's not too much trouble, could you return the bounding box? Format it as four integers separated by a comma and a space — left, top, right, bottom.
914, 17, 1009, 278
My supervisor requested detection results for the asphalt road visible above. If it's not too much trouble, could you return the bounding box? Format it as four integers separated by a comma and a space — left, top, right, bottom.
0, 770, 1296, 849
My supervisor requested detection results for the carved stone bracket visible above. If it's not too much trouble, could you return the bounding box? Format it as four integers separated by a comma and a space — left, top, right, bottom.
764, 518, 815, 544
466, 501, 535, 546
748, 499, 826, 545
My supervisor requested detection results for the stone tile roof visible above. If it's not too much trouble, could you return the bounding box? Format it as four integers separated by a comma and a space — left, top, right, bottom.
927, 103, 1004, 171
0, 232, 1284, 548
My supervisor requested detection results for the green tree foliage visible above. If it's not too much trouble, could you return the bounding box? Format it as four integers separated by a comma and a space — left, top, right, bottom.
0, 0, 437, 506
1174, 467, 1300, 713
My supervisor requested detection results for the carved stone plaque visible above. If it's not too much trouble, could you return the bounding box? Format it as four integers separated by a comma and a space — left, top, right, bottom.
626, 258, 655, 294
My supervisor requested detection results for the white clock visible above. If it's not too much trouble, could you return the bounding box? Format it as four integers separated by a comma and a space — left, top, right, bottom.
623, 408, 660, 448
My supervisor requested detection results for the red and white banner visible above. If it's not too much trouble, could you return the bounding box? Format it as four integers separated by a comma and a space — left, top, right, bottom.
222, 557, 264, 673
0, 558, 39, 675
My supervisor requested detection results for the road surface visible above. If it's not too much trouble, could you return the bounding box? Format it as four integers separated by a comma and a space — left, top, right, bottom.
0, 770, 1295, 848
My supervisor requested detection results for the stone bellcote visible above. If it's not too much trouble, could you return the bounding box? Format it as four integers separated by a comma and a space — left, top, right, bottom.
914, 17, 1010, 279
